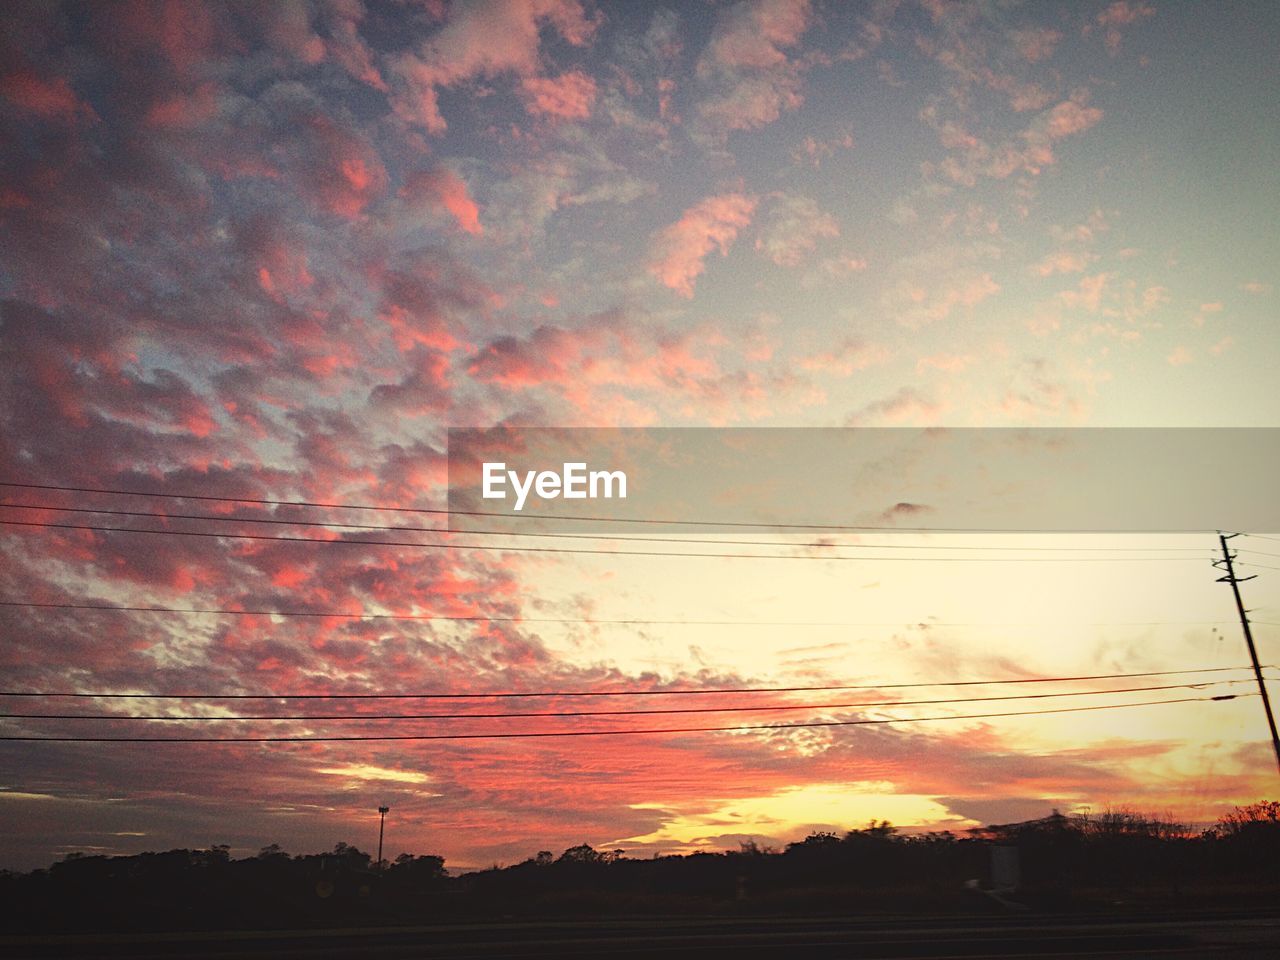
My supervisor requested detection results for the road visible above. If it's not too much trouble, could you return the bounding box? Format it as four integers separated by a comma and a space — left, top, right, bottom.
5, 913, 1280, 959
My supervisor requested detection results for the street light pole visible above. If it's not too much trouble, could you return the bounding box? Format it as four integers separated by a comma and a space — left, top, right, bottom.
377, 806, 390, 870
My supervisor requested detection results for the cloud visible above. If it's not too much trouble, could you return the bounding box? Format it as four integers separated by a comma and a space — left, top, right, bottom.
1032, 251, 1092, 277
811, 255, 869, 280
648, 193, 758, 297
790, 131, 854, 168
462, 311, 824, 425
846, 387, 945, 426
520, 70, 598, 120
0, 68, 95, 122
1191, 302, 1223, 327
877, 502, 934, 523
1039, 98, 1104, 139
1059, 273, 1109, 313
916, 353, 975, 374
368, 347, 452, 415
704, 0, 810, 70
755, 194, 839, 267
401, 167, 484, 235
257, 95, 388, 218
1167, 345, 1193, 366
392, 0, 599, 132
797, 339, 889, 376
315, 764, 432, 785
887, 272, 1000, 327
694, 0, 812, 139
923, 91, 1103, 187
1011, 27, 1062, 63
997, 358, 1082, 421
1091, 1, 1155, 55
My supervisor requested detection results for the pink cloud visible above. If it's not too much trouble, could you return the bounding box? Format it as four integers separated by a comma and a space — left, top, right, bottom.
1033, 250, 1093, 276
755, 194, 839, 267
393, 0, 599, 133
401, 167, 484, 235
142, 81, 221, 129
1093, 1, 1155, 54
520, 70, 598, 120
375, 257, 488, 355
467, 317, 718, 398
462, 313, 823, 425
323, 0, 387, 89
1059, 273, 1110, 313
704, 0, 811, 70
697, 74, 805, 135
649, 193, 758, 297
797, 339, 889, 376
1011, 27, 1061, 63
923, 91, 1102, 186
1041, 99, 1104, 139
889, 272, 1000, 327
695, 0, 812, 137
100, 0, 221, 77
260, 1, 326, 64
1167, 345, 1193, 366
0, 69, 95, 122
813, 255, 869, 279
369, 347, 452, 415
790, 131, 854, 168
279, 112, 389, 218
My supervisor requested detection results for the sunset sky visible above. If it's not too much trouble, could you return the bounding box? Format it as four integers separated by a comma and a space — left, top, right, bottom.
1, 0, 1279, 873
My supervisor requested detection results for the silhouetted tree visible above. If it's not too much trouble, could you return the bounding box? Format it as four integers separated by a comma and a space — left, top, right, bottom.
557, 843, 604, 864
1210, 800, 1280, 839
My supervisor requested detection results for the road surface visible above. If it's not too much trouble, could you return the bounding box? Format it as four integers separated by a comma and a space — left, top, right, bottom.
5, 913, 1280, 959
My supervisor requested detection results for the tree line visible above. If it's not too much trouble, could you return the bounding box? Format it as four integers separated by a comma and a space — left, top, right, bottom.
3, 801, 1277, 933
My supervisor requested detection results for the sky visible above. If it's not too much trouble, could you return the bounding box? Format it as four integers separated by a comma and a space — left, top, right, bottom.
1, 0, 1279, 873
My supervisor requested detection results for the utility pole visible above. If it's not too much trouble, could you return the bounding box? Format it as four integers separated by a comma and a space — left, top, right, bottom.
1215, 533, 1280, 775
377, 806, 390, 870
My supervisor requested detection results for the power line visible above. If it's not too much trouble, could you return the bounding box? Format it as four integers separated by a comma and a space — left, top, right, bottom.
0, 481, 454, 517
0, 694, 1248, 742
0, 599, 1237, 629
0, 481, 1237, 535
0, 679, 1252, 722
0, 518, 1214, 563
0, 502, 1216, 554
0, 665, 1258, 700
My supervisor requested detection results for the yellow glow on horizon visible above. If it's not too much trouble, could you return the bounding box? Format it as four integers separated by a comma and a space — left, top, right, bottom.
614, 783, 974, 852
315, 764, 432, 784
